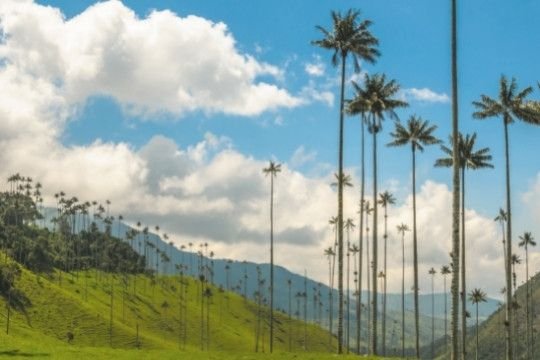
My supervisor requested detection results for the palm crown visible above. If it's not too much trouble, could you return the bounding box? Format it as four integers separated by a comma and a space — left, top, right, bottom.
519, 232, 536, 249
388, 115, 441, 151
263, 161, 282, 177
435, 132, 493, 170
312, 9, 379, 70
378, 191, 396, 208
472, 75, 540, 125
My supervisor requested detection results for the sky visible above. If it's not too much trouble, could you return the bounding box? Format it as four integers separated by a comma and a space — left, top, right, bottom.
0, 0, 539, 299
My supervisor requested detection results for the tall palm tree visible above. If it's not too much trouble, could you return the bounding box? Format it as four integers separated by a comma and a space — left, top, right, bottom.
429, 267, 437, 359
378, 190, 396, 356
263, 160, 281, 353
441, 264, 452, 354
435, 132, 493, 358
347, 79, 369, 356
388, 115, 440, 357
364, 200, 374, 352
469, 288, 487, 360
312, 10, 379, 353
397, 223, 410, 358
344, 218, 355, 352
519, 231, 536, 360
359, 73, 408, 354
473, 75, 540, 360
450, 1, 460, 359
324, 246, 336, 347
328, 215, 338, 343
349, 243, 360, 352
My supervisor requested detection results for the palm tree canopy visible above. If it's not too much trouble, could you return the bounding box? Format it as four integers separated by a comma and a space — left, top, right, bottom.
435, 132, 494, 170
441, 265, 451, 275
428, 267, 437, 275
494, 208, 507, 223
312, 9, 379, 70
472, 75, 540, 125
468, 288, 487, 304
349, 74, 408, 132
344, 218, 356, 231
511, 254, 522, 265
324, 247, 336, 257
263, 161, 282, 177
396, 223, 410, 235
331, 172, 353, 188
388, 115, 441, 151
378, 191, 396, 208
519, 232, 537, 248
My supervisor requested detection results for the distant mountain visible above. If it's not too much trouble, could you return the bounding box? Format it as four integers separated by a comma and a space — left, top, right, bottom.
39, 209, 500, 352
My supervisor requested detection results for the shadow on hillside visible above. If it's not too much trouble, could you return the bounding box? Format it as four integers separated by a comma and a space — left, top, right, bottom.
0, 349, 50, 357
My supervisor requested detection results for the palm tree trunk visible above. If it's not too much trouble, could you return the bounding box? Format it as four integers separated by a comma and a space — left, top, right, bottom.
383, 205, 388, 356
461, 166, 467, 360
432, 273, 435, 359
346, 240, 350, 352
503, 120, 513, 360
445, 274, 448, 356
476, 303, 479, 360
372, 126, 379, 355
402, 231, 406, 358
525, 245, 530, 360
357, 114, 366, 355
450, 1, 461, 360
337, 53, 346, 355
366, 212, 371, 352
269, 173, 275, 353
412, 144, 420, 358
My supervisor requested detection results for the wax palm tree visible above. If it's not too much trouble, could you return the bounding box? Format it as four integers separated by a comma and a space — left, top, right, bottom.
469, 288, 487, 360
349, 243, 360, 353
519, 231, 536, 360
364, 200, 374, 352
429, 267, 437, 359
358, 73, 408, 354
449, 1, 461, 359
263, 160, 281, 353
344, 218, 355, 351
378, 190, 396, 355
397, 223, 410, 358
435, 132, 493, 358
328, 216, 338, 343
473, 76, 540, 359
324, 245, 336, 347
388, 115, 440, 357
313, 11, 379, 351
346, 78, 369, 356
441, 264, 452, 354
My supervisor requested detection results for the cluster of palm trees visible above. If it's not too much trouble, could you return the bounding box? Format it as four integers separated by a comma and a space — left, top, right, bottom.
314, 6, 540, 359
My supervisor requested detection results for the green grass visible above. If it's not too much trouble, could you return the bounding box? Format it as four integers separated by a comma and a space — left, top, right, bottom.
0, 261, 373, 357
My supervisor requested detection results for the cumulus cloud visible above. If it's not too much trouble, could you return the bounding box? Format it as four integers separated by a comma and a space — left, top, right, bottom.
0, 0, 300, 118
402, 87, 450, 104
304, 56, 325, 77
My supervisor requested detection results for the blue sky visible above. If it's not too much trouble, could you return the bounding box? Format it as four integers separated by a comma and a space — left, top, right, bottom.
44, 0, 540, 216
1, 0, 539, 294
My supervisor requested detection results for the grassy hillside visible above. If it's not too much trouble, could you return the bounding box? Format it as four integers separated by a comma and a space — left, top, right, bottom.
431, 271, 540, 360
0, 258, 340, 356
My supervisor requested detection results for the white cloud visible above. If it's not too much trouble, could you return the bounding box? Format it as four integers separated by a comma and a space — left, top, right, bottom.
0, 0, 300, 118
289, 146, 317, 168
304, 56, 325, 77
299, 80, 334, 107
402, 87, 450, 103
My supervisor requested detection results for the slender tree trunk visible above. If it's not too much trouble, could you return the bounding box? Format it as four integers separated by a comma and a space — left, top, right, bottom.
366, 211, 371, 352
432, 273, 436, 360
445, 274, 449, 356
412, 144, 420, 358
371, 127, 379, 355
525, 245, 530, 360
383, 204, 388, 356
336, 53, 346, 354
357, 114, 365, 355
461, 166, 467, 360
476, 303, 479, 360
503, 120, 513, 360
402, 231, 406, 358
269, 173, 275, 353
450, 1, 461, 360
289, 282, 292, 352
346, 242, 350, 352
